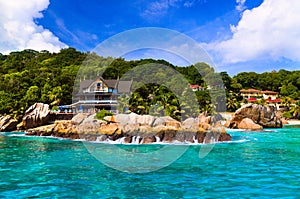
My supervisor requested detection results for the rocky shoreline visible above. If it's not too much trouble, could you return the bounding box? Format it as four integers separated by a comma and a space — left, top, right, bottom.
0, 103, 290, 144
26, 112, 231, 144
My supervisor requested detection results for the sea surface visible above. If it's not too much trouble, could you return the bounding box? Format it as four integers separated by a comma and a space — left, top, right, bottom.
0, 127, 299, 198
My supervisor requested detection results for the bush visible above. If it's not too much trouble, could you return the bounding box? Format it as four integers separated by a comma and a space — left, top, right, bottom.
51, 105, 59, 111
283, 111, 293, 119
95, 109, 113, 120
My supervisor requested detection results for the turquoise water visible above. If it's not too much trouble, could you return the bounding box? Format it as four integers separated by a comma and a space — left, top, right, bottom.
1, 128, 300, 198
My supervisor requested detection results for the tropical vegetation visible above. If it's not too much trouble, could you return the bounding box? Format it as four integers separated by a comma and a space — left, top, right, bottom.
0, 48, 299, 120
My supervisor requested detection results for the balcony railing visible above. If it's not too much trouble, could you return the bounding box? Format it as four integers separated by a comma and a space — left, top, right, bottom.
70, 100, 118, 106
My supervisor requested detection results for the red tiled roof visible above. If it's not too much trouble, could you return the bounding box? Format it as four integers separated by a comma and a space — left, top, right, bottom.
240, 88, 278, 95
262, 90, 278, 95
240, 88, 261, 93
190, 85, 199, 89
266, 98, 281, 103
247, 98, 257, 102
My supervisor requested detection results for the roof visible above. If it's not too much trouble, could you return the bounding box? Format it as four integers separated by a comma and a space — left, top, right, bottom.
247, 98, 257, 102
118, 80, 132, 93
79, 80, 94, 93
240, 88, 261, 93
77, 76, 132, 94
240, 88, 278, 95
105, 79, 118, 88
262, 90, 278, 95
190, 85, 199, 89
266, 98, 281, 103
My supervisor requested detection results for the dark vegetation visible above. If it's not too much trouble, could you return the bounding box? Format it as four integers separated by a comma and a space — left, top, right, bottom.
0, 47, 299, 120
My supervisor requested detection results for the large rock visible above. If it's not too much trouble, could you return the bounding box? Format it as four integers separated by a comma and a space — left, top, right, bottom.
26, 124, 55, 136
152, 116, 180, 129
78, 113, 106, 134
115, 113, 156, 126
237, 118, 263, 130
137, 115, 156, 126
53, 120, 76, 134
26, 112, 232, 144
98, 123, 120, 135
226, 104, 282, 129
182, 117, 198, 130
114, 114, 129, 125
21, 103, 50, 129
71, 113, 89, 125
198, 112, 207, 124
0, 115, 18, 131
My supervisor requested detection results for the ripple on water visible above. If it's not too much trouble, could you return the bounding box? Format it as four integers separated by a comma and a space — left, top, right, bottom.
0, 129, 299, 198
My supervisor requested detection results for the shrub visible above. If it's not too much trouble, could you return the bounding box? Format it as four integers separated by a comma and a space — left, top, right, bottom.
283, 111, 293, 119
95, 109, 113, 120
51, 105, 59, 111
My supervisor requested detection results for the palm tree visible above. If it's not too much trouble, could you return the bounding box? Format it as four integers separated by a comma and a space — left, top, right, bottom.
290, 100, 300, 119
129, 92, 147, 114
117, 94, 130, 113
281, 96, 291, 109
226, 91, 240, 112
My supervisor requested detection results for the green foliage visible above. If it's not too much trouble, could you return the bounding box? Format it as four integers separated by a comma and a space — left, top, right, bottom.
51, 106, 59, 111
0, 48, 85, 117
292, 101, 300, 119
233, 70, 300, 99
226, 91, 241, 112
283, 111, 293, 119
286, 101, 300, 119
95, 109, 113, 120
1, 47, 299, 121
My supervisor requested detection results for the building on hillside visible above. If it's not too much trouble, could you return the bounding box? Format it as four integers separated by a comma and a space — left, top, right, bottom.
240, 88, 262, 99
71, 76, 132, 113
240, 88, 281, 108
189, 84, 205, 92
262, 90, 279, 100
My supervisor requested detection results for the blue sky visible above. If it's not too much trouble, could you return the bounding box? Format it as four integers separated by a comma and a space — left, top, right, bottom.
0, 0, 299, 75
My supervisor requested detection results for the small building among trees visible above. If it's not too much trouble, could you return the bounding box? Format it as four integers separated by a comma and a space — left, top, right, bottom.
240, 88, 281, 108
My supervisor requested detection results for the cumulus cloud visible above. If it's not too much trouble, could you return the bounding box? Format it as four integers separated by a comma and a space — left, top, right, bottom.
0, 0, 67, 54
210, 0, 300, 64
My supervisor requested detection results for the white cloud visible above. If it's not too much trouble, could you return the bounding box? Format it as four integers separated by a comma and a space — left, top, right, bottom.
210, 0, 300, 64
141, 0, 171, 20
0, 0, 67, 54
236, 0, 247, 11
141, 0, 202, 20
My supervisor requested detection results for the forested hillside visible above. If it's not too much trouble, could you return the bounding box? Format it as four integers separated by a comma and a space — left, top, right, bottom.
0, 47, 299, 119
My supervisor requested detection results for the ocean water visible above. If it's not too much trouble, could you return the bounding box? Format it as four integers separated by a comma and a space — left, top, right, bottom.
0, 128, 299, 198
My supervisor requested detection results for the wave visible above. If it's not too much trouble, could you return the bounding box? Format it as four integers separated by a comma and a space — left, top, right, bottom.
3, 132, 26, 137
222, 139, 251, 144
3, 132, 252, 146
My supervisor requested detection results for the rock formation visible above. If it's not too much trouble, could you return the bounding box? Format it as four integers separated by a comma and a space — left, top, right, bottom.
0, 115, 18, 132
26, 112, 231, 144
225, 104, 282, 129
237, 118, 263, 130
20, 103, 50, 129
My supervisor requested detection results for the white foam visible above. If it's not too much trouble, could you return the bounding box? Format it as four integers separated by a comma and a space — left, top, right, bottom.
7, 133, 26, 137
3, 132, 252, 146
221, 139, 250, 144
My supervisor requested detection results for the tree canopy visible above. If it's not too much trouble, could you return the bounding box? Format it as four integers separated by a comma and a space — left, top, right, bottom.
0, 47, 299, 120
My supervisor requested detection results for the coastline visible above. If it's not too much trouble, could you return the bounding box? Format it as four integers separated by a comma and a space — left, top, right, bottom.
286, 119, 300, 125
25, 112, 232, 144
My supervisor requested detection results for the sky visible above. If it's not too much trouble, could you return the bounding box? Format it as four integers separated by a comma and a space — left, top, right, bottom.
0, 0, 299, 75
